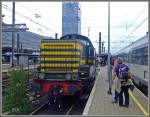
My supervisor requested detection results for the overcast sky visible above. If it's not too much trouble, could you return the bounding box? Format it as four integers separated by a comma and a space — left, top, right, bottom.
2, 1, 148, 53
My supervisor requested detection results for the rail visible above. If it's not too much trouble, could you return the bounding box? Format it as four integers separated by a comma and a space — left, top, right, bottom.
129, 89, 148, 116
30, 100, 49, 115
2, 64, 38, 73
2, 64, 38, 94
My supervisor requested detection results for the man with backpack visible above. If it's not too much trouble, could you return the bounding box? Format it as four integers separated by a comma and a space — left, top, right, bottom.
113, 58, 133, 107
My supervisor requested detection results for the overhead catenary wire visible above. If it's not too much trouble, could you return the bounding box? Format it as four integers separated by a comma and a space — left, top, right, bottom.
109, 4, 147, 52
16, 2, 40, 16
2, 4, 56, 35
93, 40, 134, 44
116, 17, 148, 52
125, 17, 148, 39
16, 2, 60, 29
81, 12, 89, 29
127, 4, 147, 29
118, 4, 148, 42
80, 5, 92, 36
81, 14, 90, 36
119, 4, 147, 38
108, 4, 147, 53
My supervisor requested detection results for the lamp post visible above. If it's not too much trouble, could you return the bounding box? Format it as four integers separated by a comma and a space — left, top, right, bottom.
11, 0, 15, 67
28, 56, 30, 82
99, 32, 101, 55
107, 1, 112, 95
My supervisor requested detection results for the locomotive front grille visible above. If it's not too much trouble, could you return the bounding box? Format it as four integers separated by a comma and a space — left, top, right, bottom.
40, 41, 83, 74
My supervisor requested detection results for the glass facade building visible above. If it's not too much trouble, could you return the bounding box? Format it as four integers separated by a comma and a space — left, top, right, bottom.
62, 2, 81, 36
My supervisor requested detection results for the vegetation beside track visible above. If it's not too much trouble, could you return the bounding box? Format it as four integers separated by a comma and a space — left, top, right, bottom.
2, 68, 32, 115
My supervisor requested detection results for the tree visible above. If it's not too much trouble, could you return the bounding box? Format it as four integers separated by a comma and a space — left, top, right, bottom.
3, 69, 32, 114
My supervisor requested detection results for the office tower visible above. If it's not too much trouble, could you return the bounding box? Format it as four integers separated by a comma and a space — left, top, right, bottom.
62, 2, 81, 36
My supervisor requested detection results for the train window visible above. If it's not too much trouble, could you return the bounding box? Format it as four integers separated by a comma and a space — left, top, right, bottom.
131, 46, 148, 65
128, 51, 132, 63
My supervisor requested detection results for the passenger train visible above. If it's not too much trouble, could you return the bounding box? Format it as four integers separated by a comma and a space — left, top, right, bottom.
113, 34, 148, 95
32, 34, 96, 108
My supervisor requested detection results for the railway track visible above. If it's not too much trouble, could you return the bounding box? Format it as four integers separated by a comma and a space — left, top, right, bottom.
133, 82, 148, 97
66, 94, 89, 115
2, 79, 32, 94
30, 78, 95, 115
4, 78, 147, 115
133, 84, 148, 100
30, 94, 89, 115
29, 68, 97, 115
30, 100, 49, 115
30, 96, 74, 115
2, 64, 37, 93
2, 73, 34, 94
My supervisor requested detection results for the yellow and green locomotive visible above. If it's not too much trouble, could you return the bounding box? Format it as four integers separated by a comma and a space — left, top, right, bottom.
32, 34, 96, 97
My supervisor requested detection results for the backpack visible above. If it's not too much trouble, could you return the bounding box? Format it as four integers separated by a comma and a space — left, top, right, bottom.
118, 64, 129, 79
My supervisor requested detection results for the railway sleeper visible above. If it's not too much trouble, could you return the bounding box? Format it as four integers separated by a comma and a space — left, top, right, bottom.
48, 94, 62, 111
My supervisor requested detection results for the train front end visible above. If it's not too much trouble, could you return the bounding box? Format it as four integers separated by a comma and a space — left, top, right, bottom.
32, 39, 83, 96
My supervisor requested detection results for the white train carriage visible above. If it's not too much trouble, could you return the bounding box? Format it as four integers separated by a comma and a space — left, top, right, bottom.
113, 34, 148, 95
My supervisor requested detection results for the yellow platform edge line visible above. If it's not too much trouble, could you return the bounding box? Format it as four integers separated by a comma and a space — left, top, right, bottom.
129, 90, 149, 116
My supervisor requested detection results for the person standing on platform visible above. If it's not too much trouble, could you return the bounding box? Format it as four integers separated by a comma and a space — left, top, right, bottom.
112, 59, 119, 103
113, 58, 134, 107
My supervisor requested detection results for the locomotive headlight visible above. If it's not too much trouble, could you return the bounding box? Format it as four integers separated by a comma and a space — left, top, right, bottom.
81, 72, 84, 75
72, 74, 78, 80
66, 74, 71, 80
39, 73, 44, 79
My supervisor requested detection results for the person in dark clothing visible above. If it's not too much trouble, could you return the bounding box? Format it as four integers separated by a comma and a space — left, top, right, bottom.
113, 58, 133, 107
119, 85, 130, 107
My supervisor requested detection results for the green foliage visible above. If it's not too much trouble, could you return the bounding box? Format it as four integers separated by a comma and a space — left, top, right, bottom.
3, 69, 32, 115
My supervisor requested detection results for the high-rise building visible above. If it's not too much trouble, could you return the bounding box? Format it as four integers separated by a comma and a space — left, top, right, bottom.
62, 2, 81, 36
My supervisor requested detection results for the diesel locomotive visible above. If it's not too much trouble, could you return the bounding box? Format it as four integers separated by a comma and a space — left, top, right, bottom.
32, 34, 96, 106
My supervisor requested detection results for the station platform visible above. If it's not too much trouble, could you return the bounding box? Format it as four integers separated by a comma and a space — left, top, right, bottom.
83, 66, 148, 116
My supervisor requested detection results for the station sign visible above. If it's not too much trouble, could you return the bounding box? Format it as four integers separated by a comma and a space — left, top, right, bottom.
2, 23, 29, 32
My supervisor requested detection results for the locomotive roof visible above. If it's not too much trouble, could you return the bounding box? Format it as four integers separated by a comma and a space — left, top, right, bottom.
60, 34, 94, 48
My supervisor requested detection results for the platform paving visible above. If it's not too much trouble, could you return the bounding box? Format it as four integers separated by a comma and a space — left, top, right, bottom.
83, 66, 146, 116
